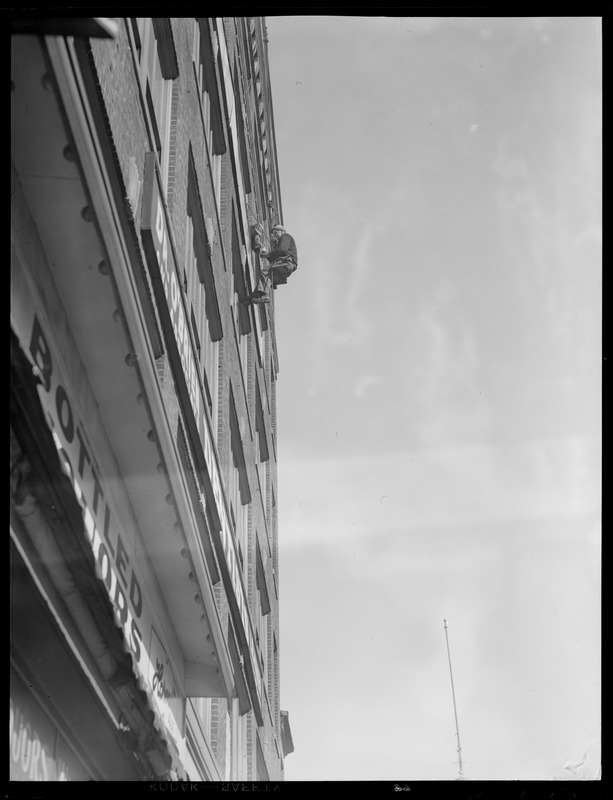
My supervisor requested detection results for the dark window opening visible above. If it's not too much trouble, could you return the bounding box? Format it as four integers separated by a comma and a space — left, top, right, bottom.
255, 379, 269, 463
233, 57, 252, 194
229, 388, 251, 506
231, 209, 251, 335
151, 18, 179, 80
190, 307, 201, 361
187, 145, 222, 341
254, 113, 267, 221
145, 82, 162, 157
197, 18, 226, 155
256, 545, 271, 616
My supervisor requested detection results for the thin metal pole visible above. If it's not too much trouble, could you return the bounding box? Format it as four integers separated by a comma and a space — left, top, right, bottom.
443, 619, 464, 780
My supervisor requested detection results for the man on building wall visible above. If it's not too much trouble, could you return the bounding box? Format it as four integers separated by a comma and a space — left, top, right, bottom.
246, 224, 298, 304
261, 224, 298, 280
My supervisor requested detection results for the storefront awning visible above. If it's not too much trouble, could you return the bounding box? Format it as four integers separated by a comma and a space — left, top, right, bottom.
10, 31, 234, 706
10, 327, 186, 780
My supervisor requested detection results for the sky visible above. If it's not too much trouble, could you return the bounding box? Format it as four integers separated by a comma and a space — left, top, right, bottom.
264, 16, 601, 782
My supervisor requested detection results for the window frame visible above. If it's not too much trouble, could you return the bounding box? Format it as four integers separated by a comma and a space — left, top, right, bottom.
130, 18, 177, 193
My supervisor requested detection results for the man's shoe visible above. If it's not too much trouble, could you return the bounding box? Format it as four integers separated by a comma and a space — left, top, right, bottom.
243, 290, 270, 304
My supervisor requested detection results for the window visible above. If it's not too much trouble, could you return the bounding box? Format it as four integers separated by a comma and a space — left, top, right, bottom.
271, 484, 278, 579
230, 206, 251, 375
254, 543, 271, 708
239, 17, 252, 83
270, 364, 277, 441
254, 375, 269, 497
231, 209, 251, 336
233, 56, 251, 194
227, 620, 250, 717
256, 544, 270, 611
253, 113, 267, 222
186, 146, 223, 424
190, 307, 200, 360
258, 300, 268, 333
194, 19, 226, 207
132, 18, 178, 193
229, 388, 250, 567
270, 633, 279, 726
228, 618, 250, 777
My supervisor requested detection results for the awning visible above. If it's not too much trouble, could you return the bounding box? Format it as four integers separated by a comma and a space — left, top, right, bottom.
10, 327, 186, 780
10, 30, 234, 702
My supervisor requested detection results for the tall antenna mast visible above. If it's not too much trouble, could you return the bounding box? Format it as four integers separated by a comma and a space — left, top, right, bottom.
443, 619, 464, 780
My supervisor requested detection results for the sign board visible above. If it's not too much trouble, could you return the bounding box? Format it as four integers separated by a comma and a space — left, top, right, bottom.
11, 272, 184, 751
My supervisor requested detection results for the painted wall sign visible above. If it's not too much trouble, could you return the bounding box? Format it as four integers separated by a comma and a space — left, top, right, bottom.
140, 154, 264, 722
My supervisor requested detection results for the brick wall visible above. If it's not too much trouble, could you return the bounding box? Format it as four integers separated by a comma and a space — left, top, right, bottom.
90, 16, 285, 780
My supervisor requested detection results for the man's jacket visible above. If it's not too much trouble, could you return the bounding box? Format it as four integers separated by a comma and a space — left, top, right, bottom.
267, 233, 298, 264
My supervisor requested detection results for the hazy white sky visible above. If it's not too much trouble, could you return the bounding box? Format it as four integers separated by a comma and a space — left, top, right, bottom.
265, 16, 601, 781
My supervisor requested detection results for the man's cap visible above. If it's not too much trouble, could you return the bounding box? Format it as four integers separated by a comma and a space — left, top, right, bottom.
272, 224, 286, 233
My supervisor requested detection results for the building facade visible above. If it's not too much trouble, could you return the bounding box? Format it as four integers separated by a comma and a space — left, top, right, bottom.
10, 17, 293, 782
